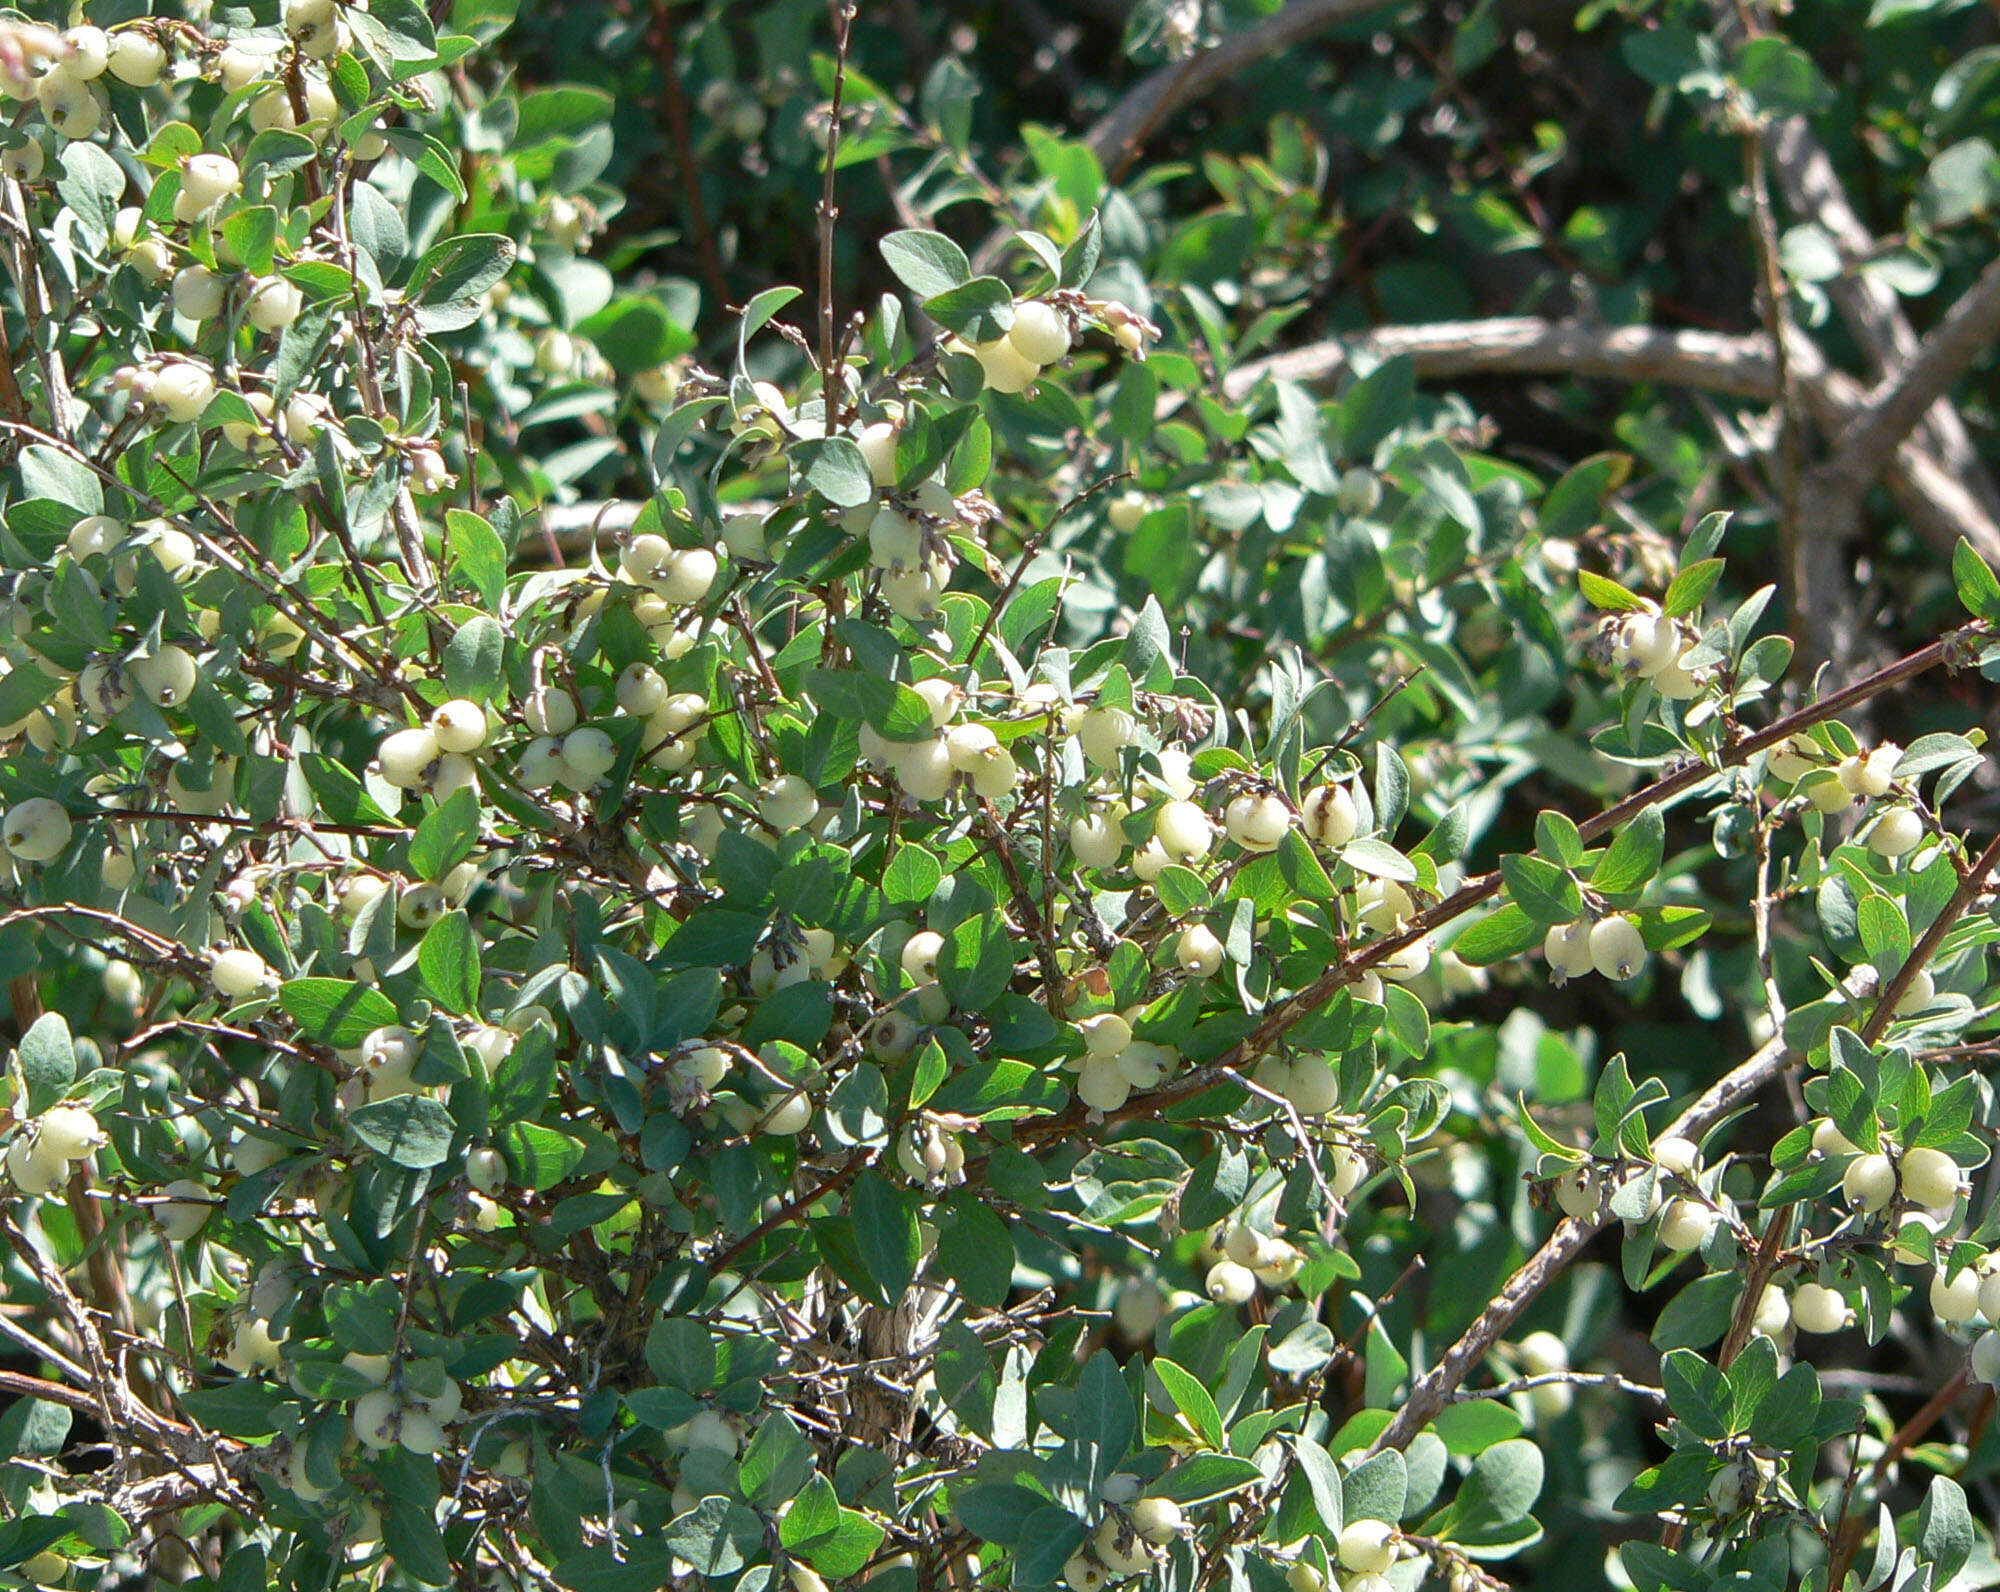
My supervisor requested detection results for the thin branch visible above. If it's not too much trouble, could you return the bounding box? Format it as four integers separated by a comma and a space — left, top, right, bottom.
1368, 1026, 1793, 1455
818, 3, 858, 430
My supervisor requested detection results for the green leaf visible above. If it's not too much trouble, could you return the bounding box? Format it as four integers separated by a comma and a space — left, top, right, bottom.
1452, 904, 1543, 967
1499, 854, 1582, 925
1339, 356, 1416, 458
17, 1013, 74, 1116
925, 276, 1014, 343
939, 914, 1015, 1009
1591, 805, 1665, 895
418, 909, 481, 1014
804, 668, 935, 742
660, 1496, 763, 1578
1075, 1349, 1137, 1466
1344, 1449, 1408, 1523
1148, 1454, 1264, 1505
796, 437, 876, 508
411, 234, 517, 332
1012, 1508, 1087, 1588
1290, 1433, 1344, 1540
1339, 837, 1416, 883
645, 1317, 717, 1391
1576, 570, 1648, 612
443, 616, 504, 702
445, 509, 507, 609
1747, 1361, 1820, 1451
1148, 1357, 1222, 1449
740, 1412, 816, 1508
349, 1094, 455, 1169
380, 1487, 452, 1584
1661, 558, 1725, 618
410, 786, 481, 879
1917, 1475, 1973, 1583
879, 229, 972, 300
279, 979, 400, 1047
498, 1122, 586, 1189
1453, 1438, 1544, 1529
850, 1172, 919, 1300
1952, 538, 2000, 622
1660, 1349, 1732, 1441
1428, 1401, 1523, 1456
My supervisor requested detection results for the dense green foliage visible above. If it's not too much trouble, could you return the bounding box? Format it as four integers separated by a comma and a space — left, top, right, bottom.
0, 3, 1993, 1592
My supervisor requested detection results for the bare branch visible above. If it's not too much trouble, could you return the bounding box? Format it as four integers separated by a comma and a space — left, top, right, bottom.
1219, 318, 1780, 403
1369, 1026, 1794, 1455
1084, 0, 1392, 178
1819, 255, 2000, 501
1760, 115, 2000, 527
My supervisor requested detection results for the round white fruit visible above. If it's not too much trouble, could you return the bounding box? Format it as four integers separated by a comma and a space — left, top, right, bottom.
1843, 1153, 1897, 1213
1900, 1146, 1961, 1208
2, 797, 71, 862
1657, 1196, 1716, 1253
1588, 915, 1646, 980
1790, 1282, 1850, 1334
1337, 1520, 1396, 1576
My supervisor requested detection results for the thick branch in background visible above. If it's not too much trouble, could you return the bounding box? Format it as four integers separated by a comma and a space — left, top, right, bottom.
1763, 117, 2000, 528
1817, 254, 2000, 502
1083, 0, 1393, 178
545, 316, 2000, 565
1217, 319, 2000, 563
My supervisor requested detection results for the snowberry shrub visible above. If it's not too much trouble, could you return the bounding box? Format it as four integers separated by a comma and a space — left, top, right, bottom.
0, 4, 1995, 1592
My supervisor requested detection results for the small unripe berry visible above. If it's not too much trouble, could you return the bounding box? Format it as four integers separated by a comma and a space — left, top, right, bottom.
1932, 1266, 1982, 1324
1900, 1146, 1962, 1208
155, 1178, 214, 1241
378, 726, 442, 789
1843, 1153, 1897, 1213
429, 699, 488, 754
1543, 920, 1593, 978
1224, 791, 1291, 853
245, 275, 303, 333
2, 797, 71, 862
1868, 807, 1923, 858
1128, 1497, 1183, 1545
1204, 1259, 1256, 1305
39, 1106, 103, 1162
106, 31, 165, 86
1008, 300, 1071, 366
857, 421, 900, 488
1588, 915, 1646, 980
1657, 1196, 1716, 1252
1652, 1136, 1700, 1177
1790, 1282, 1851, 1334
1300, 782, 1358, 848
1895, 969, 1935, 1016
130, 645, 197, 707
1107, 492, 1148, 532
172, 264, 226, 322
1973, 1330, 2000, 1386
970, 335, 1039, 394
1077, 705, 1138, 768
1070, 811, 1123, 871
179, 152, 241, 211
1176, 924, 1224, 977
151, 362, 216, 424
209, 947, 274, 1000
1337, 1520, 1395, 1576
1153, 800, 1213, 861
560, 727, 617, 786
1281, 1057, 1338, 1116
